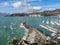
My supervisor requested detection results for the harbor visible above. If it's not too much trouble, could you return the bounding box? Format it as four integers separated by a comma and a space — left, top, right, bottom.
20, 22, 60, 44
20, 22, 47, 45
0, 16, 60, 45
8, 22, 47, 45
39, 24, 60, 33
39, 24, 60, 43
0, 0, 60, 45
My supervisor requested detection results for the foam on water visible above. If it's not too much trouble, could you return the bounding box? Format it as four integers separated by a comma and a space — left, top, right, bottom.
10, 22, 15, 25
10, 24, 14, 35
7, 35, 10, 40
20, 23, 28, 40
10, 25, 13, 30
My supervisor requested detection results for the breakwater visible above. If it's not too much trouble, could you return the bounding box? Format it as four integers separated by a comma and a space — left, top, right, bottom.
20, 22, 47, 45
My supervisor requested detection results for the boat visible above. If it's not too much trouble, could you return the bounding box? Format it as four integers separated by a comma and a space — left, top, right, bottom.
50, 20, 55, 25
39, 24, 60, 43
46, 20, 49, 24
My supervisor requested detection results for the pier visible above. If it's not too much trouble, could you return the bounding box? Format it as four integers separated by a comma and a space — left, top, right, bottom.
39, 24, 60, 43
39, 24, 60, 33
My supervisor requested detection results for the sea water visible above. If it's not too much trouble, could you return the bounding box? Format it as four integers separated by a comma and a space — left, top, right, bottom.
0, 16, 60, 45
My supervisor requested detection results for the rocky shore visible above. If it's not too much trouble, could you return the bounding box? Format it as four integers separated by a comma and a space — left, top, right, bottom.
8, 22, 60, 45
8, 22, 47, 45
22, 22, 46, 45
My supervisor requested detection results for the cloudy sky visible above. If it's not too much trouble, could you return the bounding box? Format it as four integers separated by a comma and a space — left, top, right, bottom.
0, 0, 60, 13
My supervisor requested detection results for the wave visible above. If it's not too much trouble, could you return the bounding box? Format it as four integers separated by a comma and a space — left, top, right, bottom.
3, 25, 7, 28
10, 25, 14, 34
20, 23, 28, 40
7, 35, 10, 40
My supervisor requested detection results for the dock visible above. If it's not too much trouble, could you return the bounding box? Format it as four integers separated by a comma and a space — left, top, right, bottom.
39, 24, 60, 33
39, 24, 60, 42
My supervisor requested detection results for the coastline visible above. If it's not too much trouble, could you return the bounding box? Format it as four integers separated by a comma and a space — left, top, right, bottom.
20, 22, 47, 45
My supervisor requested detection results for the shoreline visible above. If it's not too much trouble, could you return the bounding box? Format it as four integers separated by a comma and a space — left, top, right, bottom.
20, 22, 47, 45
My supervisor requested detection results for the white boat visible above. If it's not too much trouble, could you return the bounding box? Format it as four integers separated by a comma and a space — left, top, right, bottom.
50, 20, 55, 25
46, 20, 49, 24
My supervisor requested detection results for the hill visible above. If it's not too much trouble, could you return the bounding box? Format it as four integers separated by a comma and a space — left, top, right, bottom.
7, 9, 60, 16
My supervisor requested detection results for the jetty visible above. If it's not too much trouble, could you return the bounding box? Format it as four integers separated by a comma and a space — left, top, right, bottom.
55, 21, 60, 25
20, 22, 47, 45
39, 24, 60, 33
8, 22, 60, 45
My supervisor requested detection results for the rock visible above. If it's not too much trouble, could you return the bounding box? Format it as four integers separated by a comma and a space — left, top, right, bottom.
22, 22, 47, 45
8, 22, 47, 45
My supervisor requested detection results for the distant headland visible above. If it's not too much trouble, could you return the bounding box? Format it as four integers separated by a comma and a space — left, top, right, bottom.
5, 9, 60, 16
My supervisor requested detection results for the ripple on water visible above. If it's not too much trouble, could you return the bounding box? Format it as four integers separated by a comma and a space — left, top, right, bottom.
7, 35, 10, 40
10, 22, 15, 25
3, 25, 7, 28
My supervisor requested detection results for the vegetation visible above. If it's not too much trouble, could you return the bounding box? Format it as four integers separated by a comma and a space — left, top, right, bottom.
7, 9, 60, 16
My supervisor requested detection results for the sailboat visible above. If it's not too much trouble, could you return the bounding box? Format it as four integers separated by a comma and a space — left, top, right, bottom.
50, 20, 55, 25
46, 20, 49, 24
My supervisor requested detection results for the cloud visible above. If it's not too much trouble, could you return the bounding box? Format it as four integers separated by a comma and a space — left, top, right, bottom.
12, 2, 23, 8
11, 0, 43, 8
21, 5, 42, 13
0, 2, 9, 6
27, 0, 42, 2
32, 6, 42, 10
4, 2, 9, 6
